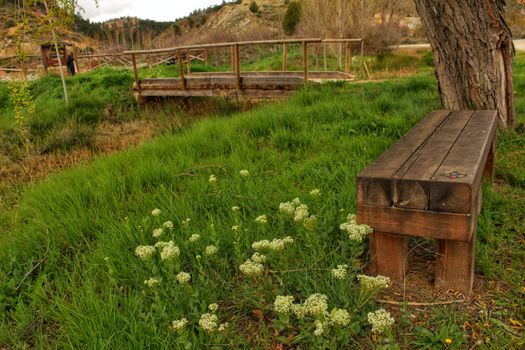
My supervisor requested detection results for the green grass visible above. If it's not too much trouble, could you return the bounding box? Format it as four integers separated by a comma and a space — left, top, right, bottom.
0, 53, 523, 349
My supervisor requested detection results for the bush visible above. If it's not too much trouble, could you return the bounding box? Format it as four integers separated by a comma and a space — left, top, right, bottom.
249, 1, 259, 13
283, 1, 301, 35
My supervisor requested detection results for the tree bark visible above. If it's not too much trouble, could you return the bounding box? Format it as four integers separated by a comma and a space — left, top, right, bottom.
414, 0, 515, 128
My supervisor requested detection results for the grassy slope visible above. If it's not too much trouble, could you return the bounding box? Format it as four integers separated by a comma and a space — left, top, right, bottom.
0, 55, 523, 348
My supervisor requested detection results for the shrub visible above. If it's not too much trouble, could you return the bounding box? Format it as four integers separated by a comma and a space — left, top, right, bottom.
249, 1, 259, 13
283, 1, 301, 35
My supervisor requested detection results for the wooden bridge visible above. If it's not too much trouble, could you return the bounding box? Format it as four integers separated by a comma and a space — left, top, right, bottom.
124, 38, 364, 100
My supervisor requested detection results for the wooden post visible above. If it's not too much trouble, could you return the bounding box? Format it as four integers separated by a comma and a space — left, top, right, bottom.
204, 49, 209, 66
282, 43, 287, 72
186, 48, 191, 75
73, 46, 80, 74
131, 53, 141, 98
302, 41, 308, 84
147, 53, 151, 69
323, 43, 327, 71
345, 42, 350, 74
368, 231, 408, 281
235, 44, 241, 90
360, 39, 365, 77
483, 136, 496, 185
230, 45, 235, 72
178, 49, 186, 90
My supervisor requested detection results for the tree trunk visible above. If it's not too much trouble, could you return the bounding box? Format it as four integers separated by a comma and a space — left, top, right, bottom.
414, 0, 515, 128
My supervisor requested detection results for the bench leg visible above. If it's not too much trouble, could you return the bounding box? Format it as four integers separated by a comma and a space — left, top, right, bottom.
368, 231, 408, 280
483, 137, 495, 185
435, 230, 476, 295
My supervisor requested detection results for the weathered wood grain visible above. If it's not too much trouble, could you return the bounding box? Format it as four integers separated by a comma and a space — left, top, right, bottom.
357, 110, 451, 206
430, 110, 498, 213
393, 110, 474, 210
368, 231, 408, 280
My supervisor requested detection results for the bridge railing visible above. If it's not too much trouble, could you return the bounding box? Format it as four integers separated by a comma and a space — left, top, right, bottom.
123, 38, 364, 93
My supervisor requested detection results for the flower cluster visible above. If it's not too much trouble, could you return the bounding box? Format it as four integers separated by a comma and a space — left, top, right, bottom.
198, 304, 228, 334
367, 308, 394, 334
151, 208, 161, 216
239, 259, 264, 277
279, 198, 317, 230
231, 206, 240, 212
176, 272, 191, 284
198, 313, 218, 333
182, 218, 191, 227
251, 252, 266, 264
254, 215, 267, 225
205, 245, 218, 256
313, 320, 325, 336
209, 174, 217, 183
135, 245, 156, 260
159, 241, 180, 261
171, 318, 188, 333
357, 274, 391, 292
144, 277, 160, 287
251, 236, 294, 252
152, 228, 164, 238
239, 169, 250, 177
339, 214, 372, 242
189, 234, 201, 242
329, 308, 351, 327
331, 264, 348, 280
163, 221, 174, 230
274, 295, 295, 314
310, 188, 321, 197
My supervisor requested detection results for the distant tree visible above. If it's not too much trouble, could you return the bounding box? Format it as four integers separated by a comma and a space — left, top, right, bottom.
249, 1, 259, 13
283, 1, 301, 35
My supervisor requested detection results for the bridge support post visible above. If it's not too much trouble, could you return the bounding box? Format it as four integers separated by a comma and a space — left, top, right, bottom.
178, 49, 186, 90
283, 43, 287, 72
302, 41, 308, 84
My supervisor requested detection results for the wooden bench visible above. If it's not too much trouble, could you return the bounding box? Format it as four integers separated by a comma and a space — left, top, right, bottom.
356, 110, 498, 295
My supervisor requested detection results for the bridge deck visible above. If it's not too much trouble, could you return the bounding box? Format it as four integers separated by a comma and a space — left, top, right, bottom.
133, 71, 353, 99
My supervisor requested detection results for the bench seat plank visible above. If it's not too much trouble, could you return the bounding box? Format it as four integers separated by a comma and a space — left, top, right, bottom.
393, 111, 474, 210
357, 110, 452, 206
430, 110, 498, 213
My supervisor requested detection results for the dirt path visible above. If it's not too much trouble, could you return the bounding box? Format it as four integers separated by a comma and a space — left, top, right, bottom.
394, 39, 525, 51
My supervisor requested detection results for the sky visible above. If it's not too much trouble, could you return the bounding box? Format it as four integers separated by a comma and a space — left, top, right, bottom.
77, 0, 227, 23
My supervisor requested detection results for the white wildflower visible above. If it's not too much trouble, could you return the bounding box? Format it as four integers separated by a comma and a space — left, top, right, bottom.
182, 218, 191, 227
339, 214, 372, 242
310, 188, 321, 197
269, 239, 286, 251
151, 208, 161, 216
357, 274, 391, 292
154, 241, 169, 249
251, 252, 266, 264
218, 322, 229, 332
291, 304, 307, 319
331, 264, 348, 280
329, 308, 351, 327
231, 225, 239, 232
208, 303, 218, 312
176, 272, 191, 284
251, 239, 270, 251
239, 169, 249, 177
293, 204, 309, 222
367, 308, 395, 334
313, 320, 324, 336
205, 245, 218, 256
152, 228, 164, 238
189, 233, 201, 242
302, 293, 329, 317
279, 202, 295, 217
231, 206, 241, 212
239, 259, 264, 276
171, 318, 188, 333
160, 241, 180, 261
292, 198, 301, 206
135, 245, 156, 260
163, 221, 174, 230
209, 174, 217, 183
283, 236, 294, 244
303, 215, 317, 231
144, 277, 160, 287
255, 215, 267, 225
199, 313, 218, 333
274, 295, 294, 314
